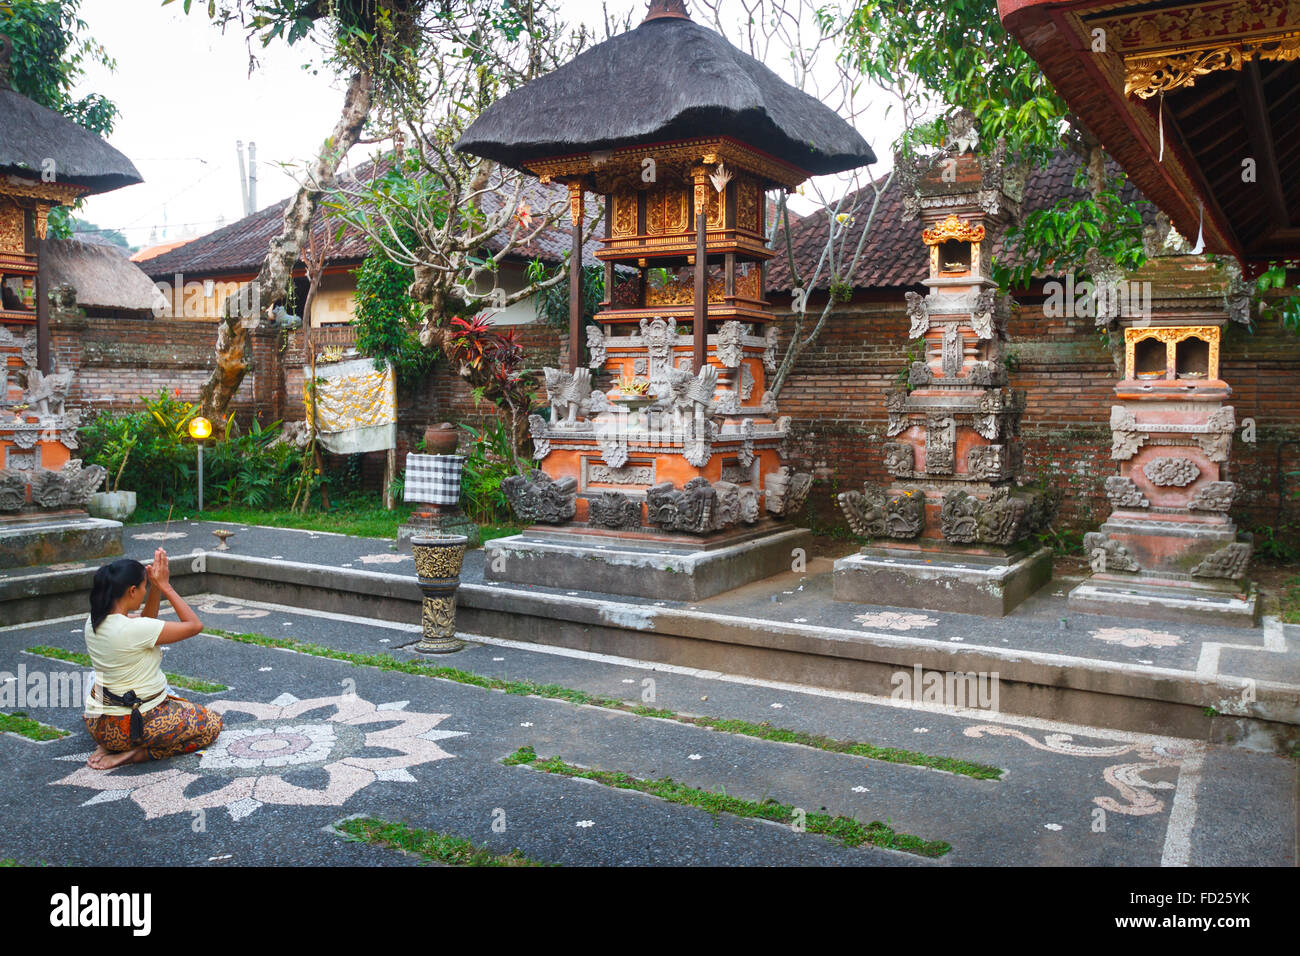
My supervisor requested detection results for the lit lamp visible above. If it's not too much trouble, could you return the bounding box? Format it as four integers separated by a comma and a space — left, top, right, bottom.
188, 416, 212, 510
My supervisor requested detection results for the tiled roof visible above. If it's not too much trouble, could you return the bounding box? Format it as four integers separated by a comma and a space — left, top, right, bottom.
767, 151, 1148, 292
141, 156, 600, 280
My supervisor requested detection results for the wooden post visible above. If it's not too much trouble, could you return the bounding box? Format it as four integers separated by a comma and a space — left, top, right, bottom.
692, 165, 710, 372
383, 445, 395, 511
35, 235, 50, 373
568, 182, 584, 373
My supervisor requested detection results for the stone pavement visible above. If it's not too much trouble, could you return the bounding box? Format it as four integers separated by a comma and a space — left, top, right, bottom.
2, 573, 1295, 866
9, 519, 1293, 688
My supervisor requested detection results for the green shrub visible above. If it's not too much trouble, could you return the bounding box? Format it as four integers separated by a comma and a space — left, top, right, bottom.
79, 389, 307, 513
458, 420, 528, 524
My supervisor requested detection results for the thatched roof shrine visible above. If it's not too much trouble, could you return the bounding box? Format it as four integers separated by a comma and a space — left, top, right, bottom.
455, 0, 875, 178
0, 36, 141, 195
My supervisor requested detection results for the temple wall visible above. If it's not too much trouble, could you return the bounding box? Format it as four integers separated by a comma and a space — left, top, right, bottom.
50, 299, 1300, 546
770, 292, 1300, 549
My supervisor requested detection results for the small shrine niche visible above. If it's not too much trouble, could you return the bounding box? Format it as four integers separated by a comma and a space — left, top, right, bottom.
1124, 325, 1221, 385
924, 214, 984, 280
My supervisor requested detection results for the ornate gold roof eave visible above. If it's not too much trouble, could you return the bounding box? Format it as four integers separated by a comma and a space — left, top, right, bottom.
2, 176, 85, 206
1124, 31, 1300, 97
526, 136, 810, 192
921, 213, 985, 246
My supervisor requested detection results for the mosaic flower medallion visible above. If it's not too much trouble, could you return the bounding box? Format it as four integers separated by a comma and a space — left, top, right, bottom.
51, 692, 466, 821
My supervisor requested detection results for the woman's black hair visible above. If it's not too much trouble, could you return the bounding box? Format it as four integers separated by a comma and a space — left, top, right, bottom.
89, 559, 147, 632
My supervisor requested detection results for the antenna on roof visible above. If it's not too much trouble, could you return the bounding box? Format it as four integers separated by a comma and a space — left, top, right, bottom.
237, 140, 250, 215
236, 140, 258, 214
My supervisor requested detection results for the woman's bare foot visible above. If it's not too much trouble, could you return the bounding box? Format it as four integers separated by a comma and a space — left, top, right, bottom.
87, 746, 149, 769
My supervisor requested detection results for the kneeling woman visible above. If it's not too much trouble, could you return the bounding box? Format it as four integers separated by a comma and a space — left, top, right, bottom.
83, 548, 222, 769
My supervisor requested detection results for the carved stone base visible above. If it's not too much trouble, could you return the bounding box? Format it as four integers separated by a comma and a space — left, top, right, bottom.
1067, 577, 1259, 629
1082, 515, 1248, 579
398, 507, 481, 551
0, 514, 123, 570
484, 525, 812, 601
832, 544, 1052, 617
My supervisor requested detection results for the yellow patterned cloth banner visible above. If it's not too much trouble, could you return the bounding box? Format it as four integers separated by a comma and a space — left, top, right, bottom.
305, 357, 396, 454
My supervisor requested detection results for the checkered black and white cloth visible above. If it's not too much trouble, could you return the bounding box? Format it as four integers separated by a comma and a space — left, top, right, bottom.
404, 454, 466, 505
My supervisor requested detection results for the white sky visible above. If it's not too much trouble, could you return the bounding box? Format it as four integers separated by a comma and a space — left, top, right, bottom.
73, 0, 898, 249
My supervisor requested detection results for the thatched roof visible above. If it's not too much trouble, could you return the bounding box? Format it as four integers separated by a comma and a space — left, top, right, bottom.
46, 238, 166, 313
0, 37, 141, 194
456, 2, 875, 178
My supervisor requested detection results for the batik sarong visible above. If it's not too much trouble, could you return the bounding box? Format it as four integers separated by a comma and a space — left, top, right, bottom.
84, 694, 223, 761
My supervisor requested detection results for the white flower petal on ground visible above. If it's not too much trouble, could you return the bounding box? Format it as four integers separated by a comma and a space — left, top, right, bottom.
853, 611, 940, 631
1090, 627, 1183, 648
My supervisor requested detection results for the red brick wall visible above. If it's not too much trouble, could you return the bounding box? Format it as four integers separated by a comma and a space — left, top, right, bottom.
772, 291, 1300, 544
53, 300, 1300, 544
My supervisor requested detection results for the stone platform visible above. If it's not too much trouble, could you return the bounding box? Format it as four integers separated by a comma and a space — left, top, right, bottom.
5, 520, 1298, 754
484, 523, 812, 601
832, 544, 1053, 617
1068, 575, 1259, 628
0, 513, 122, 570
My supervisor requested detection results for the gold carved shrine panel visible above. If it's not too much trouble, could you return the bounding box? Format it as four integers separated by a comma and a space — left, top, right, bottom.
1124, 325, 1221, 381
0, 203, 25, 256
646, 185, 690, 236
611, 189, 637, 238
735, 178, 760, 233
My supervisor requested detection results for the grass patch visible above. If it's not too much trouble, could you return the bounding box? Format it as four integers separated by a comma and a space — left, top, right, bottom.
1281, 576, 1300, 625
130, 502, 518, 547
505, 746, 951, 858
131, 503, 416, 540
0, 711, 69, 741
478, 523, 525, 544
336, 816, 551, 867
26, 646, 227, 694
205, 628, 1001, 780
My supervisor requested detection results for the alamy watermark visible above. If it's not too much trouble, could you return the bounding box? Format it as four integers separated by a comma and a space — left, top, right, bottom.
891, 664, 1000, 711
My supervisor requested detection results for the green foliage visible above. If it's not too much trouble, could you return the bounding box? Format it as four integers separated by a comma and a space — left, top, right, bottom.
1250, 523, 1300, 565
352, 249, 436, 384
835, 0, 1068, 167
1253, 262, 1300, 333
993, 168, 1149, 291
79, 389, 303, 511
530, 260, 604, 332
834, 1, 1148, 291
337, 817, 551, 867
457, 420, 528, 524
1, 0, 119, 237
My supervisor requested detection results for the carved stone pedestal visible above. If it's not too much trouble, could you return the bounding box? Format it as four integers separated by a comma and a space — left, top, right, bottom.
411, 534, 468, 654
834, 144, 1051, 617
834, 542, 1052, 617
1068, 319, 1257, 627
485, 523, 811, 601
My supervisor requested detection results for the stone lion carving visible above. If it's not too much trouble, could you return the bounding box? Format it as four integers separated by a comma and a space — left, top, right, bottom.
543, 367, 593, 425
667, 364, 718, 429
838, 484, 925, 539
